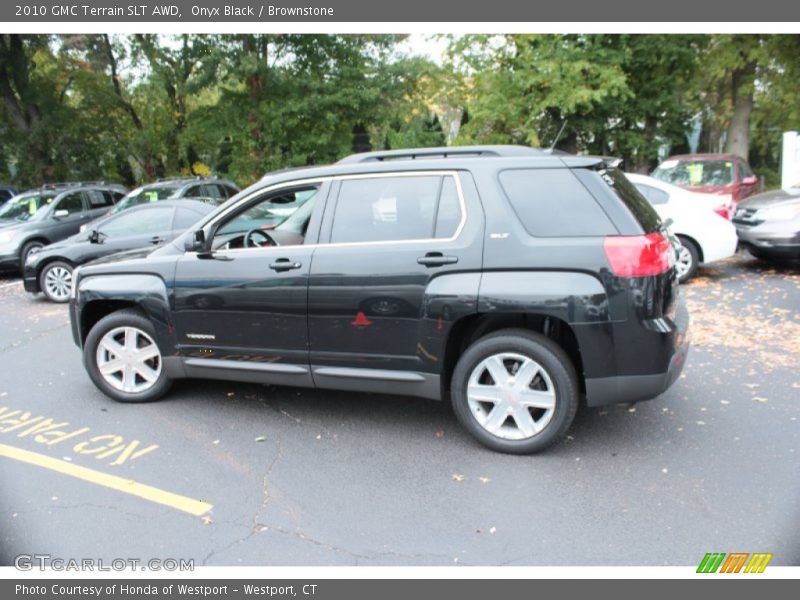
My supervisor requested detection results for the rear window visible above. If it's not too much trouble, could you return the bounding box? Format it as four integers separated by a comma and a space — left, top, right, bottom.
599, 169, 662, 233
498, 168, 615, 237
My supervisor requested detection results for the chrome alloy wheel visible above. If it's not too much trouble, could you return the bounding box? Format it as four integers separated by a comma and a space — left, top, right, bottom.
675, 244, 693, 280
43, 265, 73, 301
466, 352, 557, 440
95, 326, 162, 393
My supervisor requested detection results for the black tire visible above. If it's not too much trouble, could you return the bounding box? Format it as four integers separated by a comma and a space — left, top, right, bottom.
39, 260, 73, 303
83, 309, 172, 403
676, 236, 699, 283
20, 240, 45, 271
451, 328, 579, 454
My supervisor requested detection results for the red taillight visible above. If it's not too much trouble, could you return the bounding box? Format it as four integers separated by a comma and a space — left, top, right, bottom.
714, 205, 732, 220
603, 232, 673, 277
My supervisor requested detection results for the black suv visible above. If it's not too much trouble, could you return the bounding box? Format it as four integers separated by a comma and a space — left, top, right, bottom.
0, 182, 126, 271
69, 146, 689, 454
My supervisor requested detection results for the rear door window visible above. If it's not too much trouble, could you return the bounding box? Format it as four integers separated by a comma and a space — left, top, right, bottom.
329, 175, 462, 244
86, 190, 115, 208
499, 169, 615, 237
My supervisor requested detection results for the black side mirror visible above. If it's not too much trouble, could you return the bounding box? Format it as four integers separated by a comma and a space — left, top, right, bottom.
185, 230, 207, 252
88, 229, 101, 244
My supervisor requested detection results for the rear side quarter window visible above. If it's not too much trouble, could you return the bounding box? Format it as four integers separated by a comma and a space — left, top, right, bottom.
498, 168, 616, 237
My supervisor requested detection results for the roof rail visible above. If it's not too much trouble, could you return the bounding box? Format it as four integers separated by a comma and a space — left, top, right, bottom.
155, 176, 199, 183
40, 181, 107, 190
337, 145, 547, 164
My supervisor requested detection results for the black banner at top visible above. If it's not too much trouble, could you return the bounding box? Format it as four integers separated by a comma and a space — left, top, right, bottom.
2, 0, 800, 23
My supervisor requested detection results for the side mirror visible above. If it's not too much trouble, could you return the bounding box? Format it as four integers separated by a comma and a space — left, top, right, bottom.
87, 229, 101, 244
53, 209, 69, 218
742, 175, 758, 185
185, 230, 207, 252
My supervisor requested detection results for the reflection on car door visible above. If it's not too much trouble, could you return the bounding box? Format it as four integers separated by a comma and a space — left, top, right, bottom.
170, 181, 331, 385
307, 173, 483, 397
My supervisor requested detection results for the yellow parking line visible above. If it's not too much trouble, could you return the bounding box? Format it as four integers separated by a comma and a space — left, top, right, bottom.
0, 443, 212, 516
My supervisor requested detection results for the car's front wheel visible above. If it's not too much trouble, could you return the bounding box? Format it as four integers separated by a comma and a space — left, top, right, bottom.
39, 261, 73, 303
83, 309, 172, 402
451, 329, 579, 454
20, 240, 44, 271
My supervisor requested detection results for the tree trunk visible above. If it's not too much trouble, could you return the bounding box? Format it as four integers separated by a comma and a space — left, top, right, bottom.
725, 61, 756, 159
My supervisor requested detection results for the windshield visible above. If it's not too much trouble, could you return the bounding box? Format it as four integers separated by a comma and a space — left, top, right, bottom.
0, 192, 56, 222
652, 159, 735, 188
110, 184, 183, 214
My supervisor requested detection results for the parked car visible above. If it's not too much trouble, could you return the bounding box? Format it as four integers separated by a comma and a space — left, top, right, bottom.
0, 185, 16, 206
651, 153, 759, 209
23, 199, 217, 303
68, 146, 689, 454
108, 177, 237, 215
732, 183, 800, 261
0, 182, 126, 271
626, 173, 738, 282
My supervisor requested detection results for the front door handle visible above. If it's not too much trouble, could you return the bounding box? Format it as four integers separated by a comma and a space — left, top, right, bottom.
417, 252, 458, 267
269, 258, 302, 272
150, 236, 165, 244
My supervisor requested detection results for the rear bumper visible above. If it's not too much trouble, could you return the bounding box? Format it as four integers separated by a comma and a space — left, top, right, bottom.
581, 299, 690, 407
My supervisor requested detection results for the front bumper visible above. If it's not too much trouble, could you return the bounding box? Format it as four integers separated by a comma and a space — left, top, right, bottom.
0, 252, 19, 271
22, 257, 41, 293
735, 222, 800, 257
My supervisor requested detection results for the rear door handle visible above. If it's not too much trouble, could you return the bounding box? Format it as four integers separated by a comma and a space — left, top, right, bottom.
150, 236, 165, 244
417, 252, 458, 267
269, 258, 302, 272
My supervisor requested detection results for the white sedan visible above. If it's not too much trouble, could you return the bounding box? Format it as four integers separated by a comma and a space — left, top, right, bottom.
625, 173, 738, 283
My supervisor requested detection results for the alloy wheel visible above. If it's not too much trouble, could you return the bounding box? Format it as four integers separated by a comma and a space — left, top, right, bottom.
466, 352, 557, 440
43, 265, 73, 301
675, 244, 693, 279
95, 326, 162, 393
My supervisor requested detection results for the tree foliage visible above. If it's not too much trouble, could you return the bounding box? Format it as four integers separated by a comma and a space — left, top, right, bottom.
0, 34, 797, 188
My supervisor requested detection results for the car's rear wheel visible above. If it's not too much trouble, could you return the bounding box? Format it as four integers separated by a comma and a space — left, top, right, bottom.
40, 261, 73, 303
675, 236, 699, 283
451, 329, 579, 454
20, 240, 44, 271
83, 309, 172, 403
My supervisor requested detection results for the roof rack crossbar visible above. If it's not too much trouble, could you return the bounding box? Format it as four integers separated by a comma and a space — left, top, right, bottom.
337, 145, 546, 165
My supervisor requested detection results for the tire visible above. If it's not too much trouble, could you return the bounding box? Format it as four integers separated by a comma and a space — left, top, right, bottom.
20, 240, 45, 271
451, 328, 579, 454
39, 260, 73, 303
83, 309, 172, 403
675, 236, 699, 283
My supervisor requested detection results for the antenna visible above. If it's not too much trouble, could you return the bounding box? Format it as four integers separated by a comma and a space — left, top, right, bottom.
549, 120, 569, 152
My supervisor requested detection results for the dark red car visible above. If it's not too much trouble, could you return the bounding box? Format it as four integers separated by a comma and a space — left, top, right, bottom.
652, 154, 759, 216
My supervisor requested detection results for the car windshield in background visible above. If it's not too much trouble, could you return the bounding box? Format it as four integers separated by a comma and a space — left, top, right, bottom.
652, 159, 735, 187
0, 193, 56, 222
110, 184, 183, 214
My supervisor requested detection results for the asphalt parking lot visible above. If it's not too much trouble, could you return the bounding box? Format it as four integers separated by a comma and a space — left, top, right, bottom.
0, 253, 798, 567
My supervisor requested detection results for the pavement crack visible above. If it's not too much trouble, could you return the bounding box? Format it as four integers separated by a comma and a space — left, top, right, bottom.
0, 321, 70, 356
